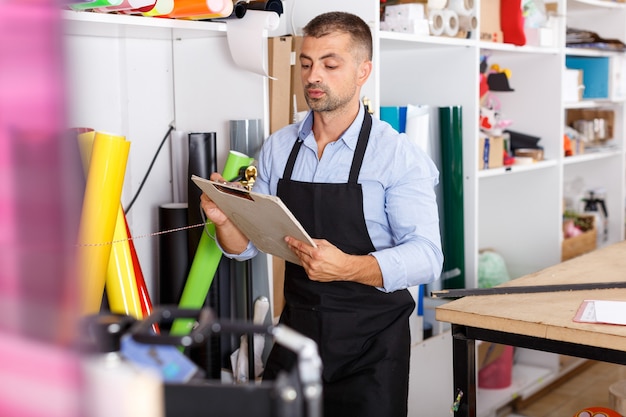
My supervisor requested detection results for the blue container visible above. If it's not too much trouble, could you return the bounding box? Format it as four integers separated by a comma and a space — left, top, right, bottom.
566, 56, 610, 99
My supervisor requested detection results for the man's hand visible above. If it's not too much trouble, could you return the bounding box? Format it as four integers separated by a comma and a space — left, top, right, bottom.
199, 173, 249, 254
284, 236, 384, 288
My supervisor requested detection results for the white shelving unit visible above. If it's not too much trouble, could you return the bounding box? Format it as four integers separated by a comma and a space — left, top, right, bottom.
285, 1, 625, 415
62, 1, 626, 415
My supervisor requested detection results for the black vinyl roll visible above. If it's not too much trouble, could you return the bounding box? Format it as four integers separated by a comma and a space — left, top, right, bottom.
186, 132, 221, 378
157, 203, 189, 306
187, 132, 217, 264
245, 0, 284, 15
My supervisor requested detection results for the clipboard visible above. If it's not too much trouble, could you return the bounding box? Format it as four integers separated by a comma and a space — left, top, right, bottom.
191, 175, 316, 265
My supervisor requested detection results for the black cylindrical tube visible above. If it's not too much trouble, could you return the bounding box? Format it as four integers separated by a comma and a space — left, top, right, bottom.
187, 132, 217, 264
157, 203, 189, 306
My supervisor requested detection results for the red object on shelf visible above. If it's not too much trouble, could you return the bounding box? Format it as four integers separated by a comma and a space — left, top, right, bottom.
478, 345, 514, 389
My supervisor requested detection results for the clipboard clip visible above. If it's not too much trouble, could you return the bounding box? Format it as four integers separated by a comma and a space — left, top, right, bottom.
230, 165, 257, 191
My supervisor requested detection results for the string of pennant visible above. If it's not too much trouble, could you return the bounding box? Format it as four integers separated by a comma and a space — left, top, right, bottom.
77, 221, 207, 247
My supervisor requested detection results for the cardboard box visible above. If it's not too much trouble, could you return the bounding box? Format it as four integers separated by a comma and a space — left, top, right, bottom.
562, 214, 597, 261
479, 134, 504, 170
268, 36, 293, 134
480, 0, 502, 43
290, 36, 308, 124
563, 69, 584, 102
566, 108, 614, 144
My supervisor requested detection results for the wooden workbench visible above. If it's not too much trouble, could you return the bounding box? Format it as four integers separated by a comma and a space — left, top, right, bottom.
436, 240, 626, 417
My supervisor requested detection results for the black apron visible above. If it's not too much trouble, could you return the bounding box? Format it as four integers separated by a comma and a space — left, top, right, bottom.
263, 113, 415, 417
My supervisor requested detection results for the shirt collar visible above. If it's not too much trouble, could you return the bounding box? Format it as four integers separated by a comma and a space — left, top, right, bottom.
297, 103, 366, 151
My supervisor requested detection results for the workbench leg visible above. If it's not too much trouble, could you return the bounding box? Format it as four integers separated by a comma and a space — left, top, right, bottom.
452, 325, 476, 417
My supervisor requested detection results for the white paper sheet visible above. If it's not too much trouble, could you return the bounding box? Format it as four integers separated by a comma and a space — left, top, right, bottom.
226, 10, 280, 78
574, 299, 626, 325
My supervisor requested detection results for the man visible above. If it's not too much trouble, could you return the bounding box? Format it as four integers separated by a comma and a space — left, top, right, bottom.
201, 11, 443, 417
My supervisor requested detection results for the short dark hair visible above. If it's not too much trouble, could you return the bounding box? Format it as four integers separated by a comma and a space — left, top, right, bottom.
302, 11, 373, 62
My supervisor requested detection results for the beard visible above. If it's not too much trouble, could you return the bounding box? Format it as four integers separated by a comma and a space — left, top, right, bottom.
304, 83, 357, 113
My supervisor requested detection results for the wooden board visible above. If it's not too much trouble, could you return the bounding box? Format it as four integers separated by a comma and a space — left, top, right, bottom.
436, 241, 626, 351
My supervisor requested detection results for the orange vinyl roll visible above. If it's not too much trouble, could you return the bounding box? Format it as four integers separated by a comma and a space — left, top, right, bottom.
182, 0, 233, 20
76, 130, 142, 319
159, 0, 227, 18
75, 131, 130, 316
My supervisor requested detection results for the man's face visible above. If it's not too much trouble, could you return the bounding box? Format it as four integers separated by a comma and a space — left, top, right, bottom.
299, 32, 369, 114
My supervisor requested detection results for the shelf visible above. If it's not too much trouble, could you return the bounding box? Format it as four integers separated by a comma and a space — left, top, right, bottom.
477, 159, 558, 178
563, 147, 623, 164
565, 46, 625, 57
564, 99, 623, 109
62, 9, 226, 40
378, 30, 474, 50
568, 0, 626, 10
479, 41, 560, 56
477, 364, 553, 417
477, 358, 588, 417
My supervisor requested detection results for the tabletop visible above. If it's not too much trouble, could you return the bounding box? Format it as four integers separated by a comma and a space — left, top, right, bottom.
435, 240, 626, 352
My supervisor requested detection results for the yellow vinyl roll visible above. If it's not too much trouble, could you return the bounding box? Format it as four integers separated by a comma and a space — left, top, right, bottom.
75, 131, 130, 315
142, 0, 173, 16
105, 206, 143, 318
77, 131, 142, 318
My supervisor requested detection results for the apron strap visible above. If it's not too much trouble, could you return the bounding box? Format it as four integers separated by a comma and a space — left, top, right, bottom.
348, 112, 372, 185
282, 138, 303, 180
282, 112, 372, 183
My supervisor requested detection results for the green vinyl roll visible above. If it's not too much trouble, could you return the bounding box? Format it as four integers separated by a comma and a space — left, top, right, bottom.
438, 106, 465, 289
169, 150, 254, 337
223, 150, 255, 181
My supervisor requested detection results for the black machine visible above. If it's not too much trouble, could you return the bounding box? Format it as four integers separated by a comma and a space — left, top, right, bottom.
90, 306, 323, 417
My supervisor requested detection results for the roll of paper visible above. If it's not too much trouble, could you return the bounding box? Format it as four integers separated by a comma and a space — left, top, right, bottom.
443, 9, 459, 37
459, 14, 477, 31
427, 0, 447, 10
428, 9, 445, 36
447, 0, 474, 16
226, 10, 281, 77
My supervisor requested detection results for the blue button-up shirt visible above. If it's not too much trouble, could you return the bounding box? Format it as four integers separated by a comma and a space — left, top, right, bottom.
226, 105, 443, 293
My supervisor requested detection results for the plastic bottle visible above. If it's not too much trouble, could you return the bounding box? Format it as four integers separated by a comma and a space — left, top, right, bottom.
80, 314, 164, 417
583, 188, 609, 246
